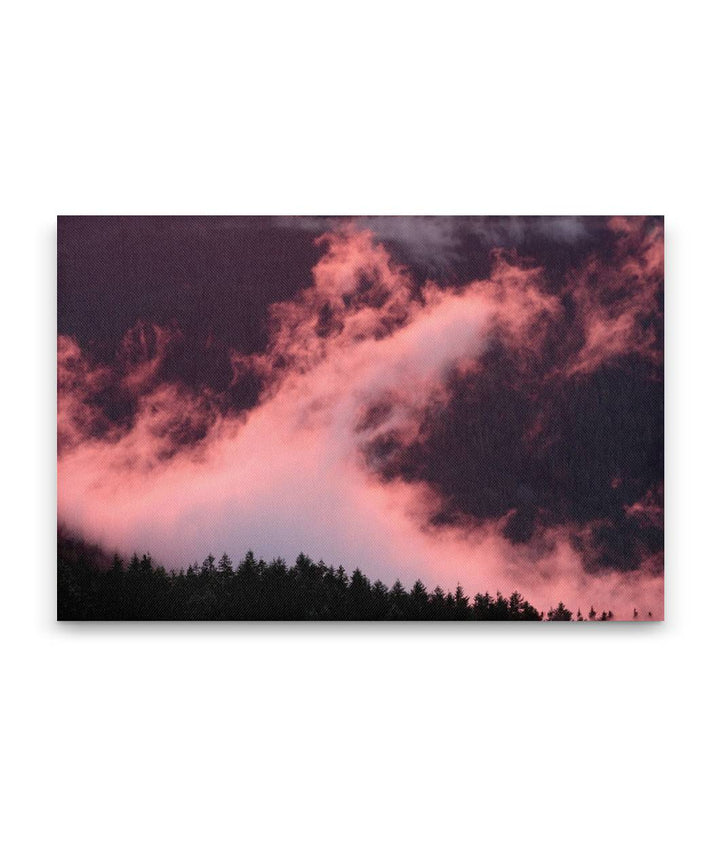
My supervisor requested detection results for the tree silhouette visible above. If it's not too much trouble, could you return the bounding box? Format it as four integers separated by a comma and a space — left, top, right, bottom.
57, 531, 622, 622
389, 580, 409, 619
408, 580, 429, 620
547, 602, 573, 621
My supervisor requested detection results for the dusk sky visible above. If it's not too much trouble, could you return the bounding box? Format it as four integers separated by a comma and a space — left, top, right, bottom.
57, 215, 664, 618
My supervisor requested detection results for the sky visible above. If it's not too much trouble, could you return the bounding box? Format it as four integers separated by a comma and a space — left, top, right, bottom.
57, 215, 664, 618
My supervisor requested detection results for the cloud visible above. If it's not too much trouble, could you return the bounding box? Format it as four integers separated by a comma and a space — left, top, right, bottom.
565, 217, 664, 374
277, 216, 598, 274
57, 335, 112, 452
119, 321, 181, 394
57, 220, 663, 618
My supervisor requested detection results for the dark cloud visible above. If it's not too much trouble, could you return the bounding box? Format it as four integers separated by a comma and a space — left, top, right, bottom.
58, 216, 323, 401
371, 349, 663, 572
277, 215, 609, 280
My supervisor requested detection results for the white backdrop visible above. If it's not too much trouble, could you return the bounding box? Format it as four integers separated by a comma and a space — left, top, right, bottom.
2, 2, 718, 854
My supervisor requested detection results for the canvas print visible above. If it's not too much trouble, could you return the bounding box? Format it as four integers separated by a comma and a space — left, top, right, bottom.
57, 216, 664, 621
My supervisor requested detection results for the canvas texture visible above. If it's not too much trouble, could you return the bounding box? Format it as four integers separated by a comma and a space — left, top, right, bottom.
57, 216, 664, 621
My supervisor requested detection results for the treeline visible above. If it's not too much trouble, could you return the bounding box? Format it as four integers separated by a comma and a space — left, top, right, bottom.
57, 534, 614, 621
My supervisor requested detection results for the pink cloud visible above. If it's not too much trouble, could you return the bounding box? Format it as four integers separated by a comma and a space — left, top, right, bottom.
566, 217, 663, 375
57, 335, 112, 452
119, 321, 180, 394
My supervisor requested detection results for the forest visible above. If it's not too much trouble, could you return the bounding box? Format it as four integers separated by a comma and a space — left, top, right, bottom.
57, 532, 617, 621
